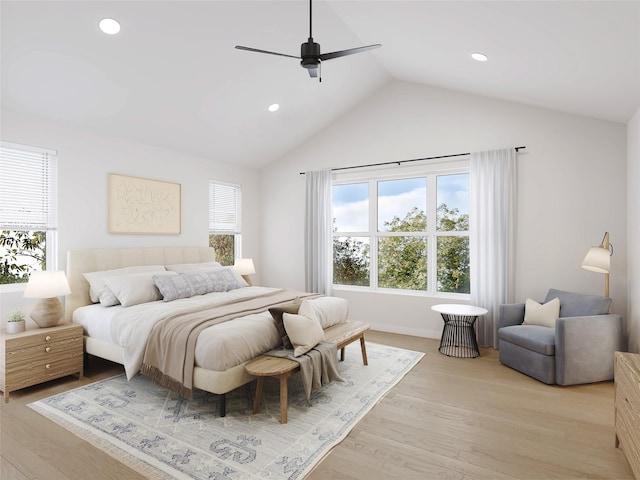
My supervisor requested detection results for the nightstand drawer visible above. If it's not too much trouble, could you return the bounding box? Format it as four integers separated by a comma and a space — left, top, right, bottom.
3, 350, 83, 391
2, 326, 82, 352
4, 336, 82, 364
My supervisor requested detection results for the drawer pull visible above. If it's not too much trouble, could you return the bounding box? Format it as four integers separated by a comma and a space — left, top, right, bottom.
45, 335, 51, 341
45, 364, 51, 369
45, 347, 51, 353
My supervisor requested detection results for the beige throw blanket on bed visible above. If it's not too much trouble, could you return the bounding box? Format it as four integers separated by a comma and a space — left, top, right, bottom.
265, 342, 344, 401
141, 289, 319, 399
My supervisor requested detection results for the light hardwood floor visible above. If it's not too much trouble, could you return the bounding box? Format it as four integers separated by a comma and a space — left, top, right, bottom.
0, 331, 634, 479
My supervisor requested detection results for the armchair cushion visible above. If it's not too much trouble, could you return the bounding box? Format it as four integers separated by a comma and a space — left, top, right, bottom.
499, 325, 556, 356
544, 288, 611, 317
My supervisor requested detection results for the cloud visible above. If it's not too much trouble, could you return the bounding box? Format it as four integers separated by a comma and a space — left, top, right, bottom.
378, 187, 426, 230
334, 187, 427, 232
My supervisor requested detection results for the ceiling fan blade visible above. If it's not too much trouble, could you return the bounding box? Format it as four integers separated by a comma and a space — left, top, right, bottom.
319, 44, 381, 61
235, 45, 300, 59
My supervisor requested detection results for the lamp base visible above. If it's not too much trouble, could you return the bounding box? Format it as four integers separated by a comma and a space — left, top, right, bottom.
241, 274, 253, 286
30, 297, 64, 328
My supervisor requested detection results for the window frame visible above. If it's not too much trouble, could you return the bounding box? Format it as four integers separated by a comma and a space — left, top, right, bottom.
208, 180, 242, 264
332, 160, 470, 298
0, 141, 59, 292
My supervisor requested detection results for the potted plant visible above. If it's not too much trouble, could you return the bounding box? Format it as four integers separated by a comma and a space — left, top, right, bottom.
7, 309, 26, 334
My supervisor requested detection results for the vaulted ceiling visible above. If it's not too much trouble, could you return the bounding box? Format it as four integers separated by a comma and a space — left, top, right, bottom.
2, 1, 639, 169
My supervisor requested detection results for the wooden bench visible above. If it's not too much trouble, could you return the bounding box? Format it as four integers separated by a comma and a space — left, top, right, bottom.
324, 320, 370, 365
245, 320, 370, 423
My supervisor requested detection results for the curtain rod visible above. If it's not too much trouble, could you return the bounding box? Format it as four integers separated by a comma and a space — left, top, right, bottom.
299, 146, 526, 175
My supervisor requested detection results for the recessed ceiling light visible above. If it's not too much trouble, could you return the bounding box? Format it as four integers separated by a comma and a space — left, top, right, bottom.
99, 18, 121, 35
268, 103, 280, 112
471, 52, 488, 62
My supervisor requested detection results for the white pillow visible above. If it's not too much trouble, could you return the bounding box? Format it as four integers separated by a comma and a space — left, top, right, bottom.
298, 296, 349, 329
522, 297, 560, 328
165, 261, 222, 273
283, 312, 325, 357
83, 265, 166, 304
104, 271, 177, 307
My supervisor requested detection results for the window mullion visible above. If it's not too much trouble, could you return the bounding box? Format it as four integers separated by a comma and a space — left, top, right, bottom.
370, 180, 378, 289
427, 174, 438, 294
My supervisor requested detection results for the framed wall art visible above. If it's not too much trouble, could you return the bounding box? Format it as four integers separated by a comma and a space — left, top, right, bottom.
108, 173, 181, 234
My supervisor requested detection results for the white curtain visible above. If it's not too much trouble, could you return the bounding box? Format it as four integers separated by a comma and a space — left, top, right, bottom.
470, 148, 517, 348
305, 169, 333, 294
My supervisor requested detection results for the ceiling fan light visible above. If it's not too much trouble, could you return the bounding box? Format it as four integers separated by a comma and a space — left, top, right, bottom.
471, 52, 488, 62
99, 18, 121, 35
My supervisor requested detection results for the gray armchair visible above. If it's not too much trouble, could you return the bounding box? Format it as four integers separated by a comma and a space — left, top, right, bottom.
498, 289, 625, 385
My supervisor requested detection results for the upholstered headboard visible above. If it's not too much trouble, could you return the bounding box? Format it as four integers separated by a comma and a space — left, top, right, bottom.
65, 247, 215, 322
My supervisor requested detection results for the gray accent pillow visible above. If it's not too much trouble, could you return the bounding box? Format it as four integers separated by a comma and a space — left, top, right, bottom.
154, 267, 247, 302
544, 288, 611, 317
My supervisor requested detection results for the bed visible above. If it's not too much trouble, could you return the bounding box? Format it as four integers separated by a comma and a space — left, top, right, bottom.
65, 246, 343, 416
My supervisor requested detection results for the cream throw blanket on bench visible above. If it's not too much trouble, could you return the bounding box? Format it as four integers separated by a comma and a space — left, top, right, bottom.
141, 289, 319, 399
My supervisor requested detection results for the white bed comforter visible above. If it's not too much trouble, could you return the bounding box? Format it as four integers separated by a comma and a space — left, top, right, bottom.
107, 286, 283, 379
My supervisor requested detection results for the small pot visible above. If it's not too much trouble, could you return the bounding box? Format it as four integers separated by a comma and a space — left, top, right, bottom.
6, 320, 26, 334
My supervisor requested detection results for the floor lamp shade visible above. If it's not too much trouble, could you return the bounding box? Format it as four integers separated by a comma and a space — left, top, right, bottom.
581, 247, 610, 274
581, 232, 612, 297
24, 271, 72, 328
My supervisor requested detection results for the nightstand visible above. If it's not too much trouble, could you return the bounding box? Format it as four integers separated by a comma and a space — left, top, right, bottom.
0, 323, 84, 403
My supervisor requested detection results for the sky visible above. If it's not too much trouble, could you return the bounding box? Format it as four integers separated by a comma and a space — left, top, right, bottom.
333, 173, 468, 232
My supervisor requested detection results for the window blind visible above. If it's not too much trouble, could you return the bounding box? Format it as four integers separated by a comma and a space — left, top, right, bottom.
208, 181, 240, 234
0, 141, 58, 231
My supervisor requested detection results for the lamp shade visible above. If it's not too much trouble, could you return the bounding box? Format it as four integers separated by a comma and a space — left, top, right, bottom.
234, 258, 256, 275
581, 247, 610, 274
24, 270, 72, 298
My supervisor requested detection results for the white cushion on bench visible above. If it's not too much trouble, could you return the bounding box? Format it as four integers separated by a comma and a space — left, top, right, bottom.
299, 296, 349, 329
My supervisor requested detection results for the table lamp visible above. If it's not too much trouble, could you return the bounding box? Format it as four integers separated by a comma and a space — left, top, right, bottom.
581, 231, 612, 297
23, 270, 72, 327
234, 258, 255, 286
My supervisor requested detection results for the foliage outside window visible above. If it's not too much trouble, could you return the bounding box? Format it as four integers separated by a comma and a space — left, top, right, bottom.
332, 169, 470, 295
208, 181, 241, 266
0, 142, 57, 285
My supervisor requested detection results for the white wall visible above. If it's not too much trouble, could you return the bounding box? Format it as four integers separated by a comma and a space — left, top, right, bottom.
0, 109, 261, 328
260, 81, 628, 339
628, 107, 640, 353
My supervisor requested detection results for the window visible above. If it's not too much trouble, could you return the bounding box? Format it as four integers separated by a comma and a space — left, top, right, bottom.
208, 181, 241, 266
0, 141, 58, 285
332, 167, 469, 295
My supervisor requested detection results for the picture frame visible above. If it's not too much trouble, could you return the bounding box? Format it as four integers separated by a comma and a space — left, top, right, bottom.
108, 173, 181, 234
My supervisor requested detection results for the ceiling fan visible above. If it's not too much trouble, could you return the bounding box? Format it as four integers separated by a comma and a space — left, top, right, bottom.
235, 0, 381, 80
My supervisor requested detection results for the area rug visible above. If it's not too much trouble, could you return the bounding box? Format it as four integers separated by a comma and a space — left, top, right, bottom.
29, 342, 423, 480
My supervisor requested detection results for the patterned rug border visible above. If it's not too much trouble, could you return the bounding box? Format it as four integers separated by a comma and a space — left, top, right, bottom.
30, 397, 179, 479
29, 342, 424, 480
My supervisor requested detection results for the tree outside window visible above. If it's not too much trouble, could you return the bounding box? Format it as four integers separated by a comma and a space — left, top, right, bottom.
0, 230, 46, 284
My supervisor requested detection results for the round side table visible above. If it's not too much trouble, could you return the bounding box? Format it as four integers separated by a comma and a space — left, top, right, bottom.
431, 304, 488, 358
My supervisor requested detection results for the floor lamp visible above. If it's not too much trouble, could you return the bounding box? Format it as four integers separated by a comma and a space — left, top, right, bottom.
581, 232, 613, 297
